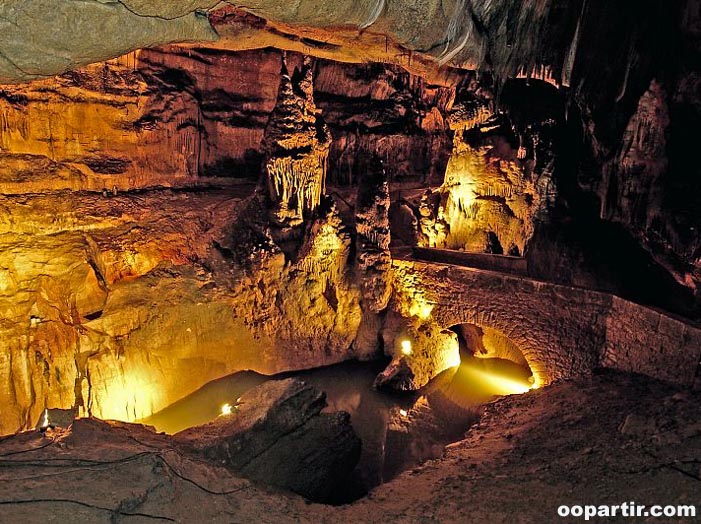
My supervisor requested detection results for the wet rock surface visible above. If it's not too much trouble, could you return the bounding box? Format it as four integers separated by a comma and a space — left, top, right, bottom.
175, 378, 361, 502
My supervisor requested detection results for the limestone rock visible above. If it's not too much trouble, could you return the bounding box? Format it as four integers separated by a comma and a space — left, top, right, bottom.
0, 188, 367, 435
0, 56, 203, 191
1, 374, 701, 523
376, 310, 461, 392
263, 56, 331, 227
174, 378, 361, 501
34, 408, 77, 430
0, 0, 607, 84
601, 81, 669, 232
355, 157, 392, 313
417, 129, 550, 256
374, 357, 416, 391
0, 48, 455, 193
0, 0, 217, 84
447, 97, 494, 139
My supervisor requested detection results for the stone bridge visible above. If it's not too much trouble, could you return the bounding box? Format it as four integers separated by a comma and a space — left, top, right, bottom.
391, 258, 701, 387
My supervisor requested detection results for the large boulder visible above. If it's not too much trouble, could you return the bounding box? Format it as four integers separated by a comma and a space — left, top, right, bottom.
174, 378, 361, 502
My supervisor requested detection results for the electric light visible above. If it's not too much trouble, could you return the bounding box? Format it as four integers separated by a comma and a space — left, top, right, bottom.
39, 409, 49, 429
445, 349, 461, 369
480, 372, 532, 395
399, 409, 408, 417
529, 370, 545, 389
528, 375, 541, 389
463, 365, 534, 395
220, 403, 233, 416
409, 298, 433, 319
401, 339, 412, 356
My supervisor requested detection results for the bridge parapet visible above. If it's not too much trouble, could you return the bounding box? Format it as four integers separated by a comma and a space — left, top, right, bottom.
389, 259, 701, 388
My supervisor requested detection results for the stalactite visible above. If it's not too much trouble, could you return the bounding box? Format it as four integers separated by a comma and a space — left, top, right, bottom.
561, 0, 587, 88
263, 56, 331, 228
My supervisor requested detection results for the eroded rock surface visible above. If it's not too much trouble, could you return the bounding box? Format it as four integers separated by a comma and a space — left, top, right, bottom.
175, 378, 361, 501
414, 90, 555, 256
263, 57, 331, 227
355, 157, 392, 313
0, 48, 457, 192
0, 188, 369, 435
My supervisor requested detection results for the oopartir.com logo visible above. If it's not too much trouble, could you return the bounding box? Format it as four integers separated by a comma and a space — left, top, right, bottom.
557, 502, 697, 521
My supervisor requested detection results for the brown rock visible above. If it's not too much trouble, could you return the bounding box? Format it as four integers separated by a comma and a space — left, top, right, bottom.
355, 157, 392, 313
263, 56, 331, 227
174, 378, 361, 501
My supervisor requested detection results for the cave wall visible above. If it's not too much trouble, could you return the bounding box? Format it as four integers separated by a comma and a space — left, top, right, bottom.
567, 0, 701, 304
0, 47, 456, 192
0, 0, 699, 434
0, 45, 458, 434
0, 187, 372, 435
0, 191, 241, 433
0, 52, 203, 192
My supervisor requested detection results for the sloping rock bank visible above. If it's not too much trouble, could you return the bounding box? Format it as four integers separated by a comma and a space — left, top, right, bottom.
175, 378, 361, 502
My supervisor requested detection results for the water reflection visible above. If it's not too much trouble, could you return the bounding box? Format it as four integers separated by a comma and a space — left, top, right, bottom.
141, 356, 532, 499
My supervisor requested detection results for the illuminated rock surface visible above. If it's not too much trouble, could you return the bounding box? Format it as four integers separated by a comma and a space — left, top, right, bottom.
0, 26, 698, 432
0, 4, 698, 521
390, 258, 701, 389
0, 188, 368, 435
417, 140, 548, 255
263, 57, 331, 227
355, 157, 392, 313
0, 48, 455, 190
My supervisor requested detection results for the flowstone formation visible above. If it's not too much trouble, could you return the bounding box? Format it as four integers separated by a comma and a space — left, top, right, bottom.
263, 56, 332, 228
414, 87, 555, 256
355, 157, 392, 313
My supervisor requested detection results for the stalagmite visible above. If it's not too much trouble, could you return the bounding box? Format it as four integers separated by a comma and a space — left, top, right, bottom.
355, 157, 392, 313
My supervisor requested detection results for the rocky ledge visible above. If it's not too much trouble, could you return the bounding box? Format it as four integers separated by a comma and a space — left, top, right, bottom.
174, 378, 361, 502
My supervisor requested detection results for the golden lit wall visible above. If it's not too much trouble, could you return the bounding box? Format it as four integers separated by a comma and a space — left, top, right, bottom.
0, 53, 203, 193
419, 141, 545, 256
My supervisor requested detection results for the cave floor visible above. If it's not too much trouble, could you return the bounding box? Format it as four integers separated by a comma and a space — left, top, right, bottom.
0, 370, 698, 523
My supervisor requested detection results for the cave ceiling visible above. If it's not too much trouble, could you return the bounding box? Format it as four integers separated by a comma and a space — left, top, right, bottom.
0, 0, 609, 86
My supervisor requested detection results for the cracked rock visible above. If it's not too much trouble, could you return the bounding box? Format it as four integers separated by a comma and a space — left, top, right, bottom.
174, 378, 361, 502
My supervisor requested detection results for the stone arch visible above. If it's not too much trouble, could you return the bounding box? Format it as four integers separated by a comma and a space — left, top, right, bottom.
449, 323, 529, 369
432, 305, 563, 388
391, 260, 608, 388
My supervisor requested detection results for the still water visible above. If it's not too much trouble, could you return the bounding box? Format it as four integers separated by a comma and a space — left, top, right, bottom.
142, 357, 532, 500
